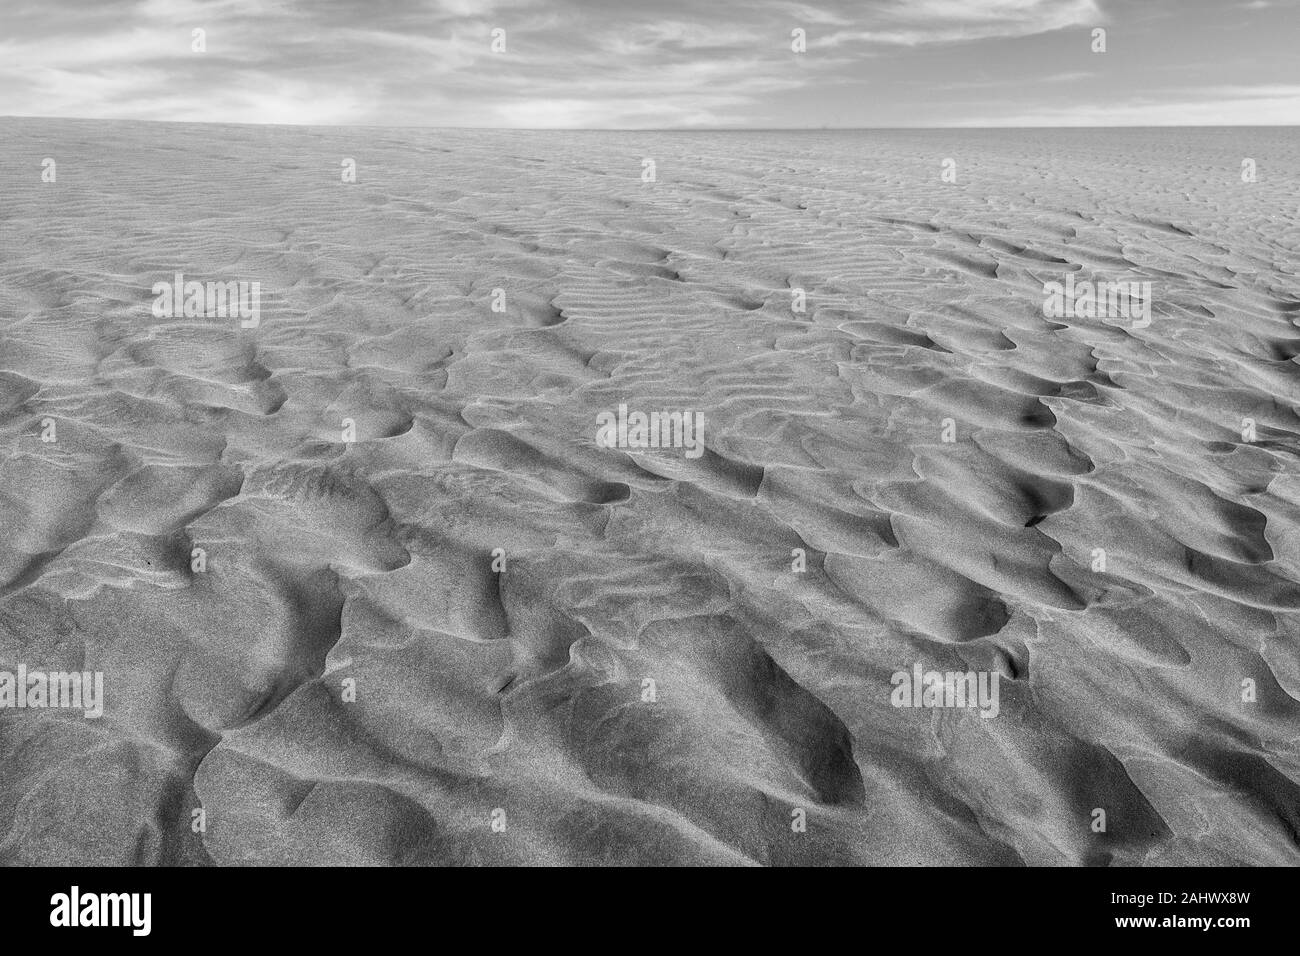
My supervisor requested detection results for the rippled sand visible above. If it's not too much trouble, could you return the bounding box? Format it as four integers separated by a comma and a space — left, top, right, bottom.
1, 120, 1298, 865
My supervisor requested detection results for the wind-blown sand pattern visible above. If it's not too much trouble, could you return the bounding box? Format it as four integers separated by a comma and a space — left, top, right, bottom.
1, 119, 1298, 865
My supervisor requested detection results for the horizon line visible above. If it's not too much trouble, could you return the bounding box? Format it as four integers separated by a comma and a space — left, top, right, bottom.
3, 114, 1298, 133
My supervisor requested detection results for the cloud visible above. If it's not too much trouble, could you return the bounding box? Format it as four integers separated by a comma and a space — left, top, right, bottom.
820, 0, 1101, 46
0, 0, 1288, 127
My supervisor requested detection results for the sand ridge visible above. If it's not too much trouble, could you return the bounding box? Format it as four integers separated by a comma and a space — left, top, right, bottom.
0, 120, 1298, 865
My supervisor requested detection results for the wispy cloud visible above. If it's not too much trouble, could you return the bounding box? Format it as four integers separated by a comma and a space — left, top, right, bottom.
0, 0, 1292, 126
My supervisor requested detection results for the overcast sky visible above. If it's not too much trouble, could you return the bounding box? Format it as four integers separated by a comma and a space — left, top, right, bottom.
2, 0, 1297, 127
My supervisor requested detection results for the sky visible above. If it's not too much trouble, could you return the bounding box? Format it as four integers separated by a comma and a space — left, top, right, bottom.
1, 0, 1297, 128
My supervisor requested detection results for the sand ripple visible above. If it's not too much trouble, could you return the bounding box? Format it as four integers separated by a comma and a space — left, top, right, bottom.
1, 121, 1298, 865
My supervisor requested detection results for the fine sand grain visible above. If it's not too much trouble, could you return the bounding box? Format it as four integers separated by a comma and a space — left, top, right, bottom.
1, 120, 1298, 865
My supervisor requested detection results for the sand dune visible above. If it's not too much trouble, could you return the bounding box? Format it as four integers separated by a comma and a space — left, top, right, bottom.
1, 120, 1298, 865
